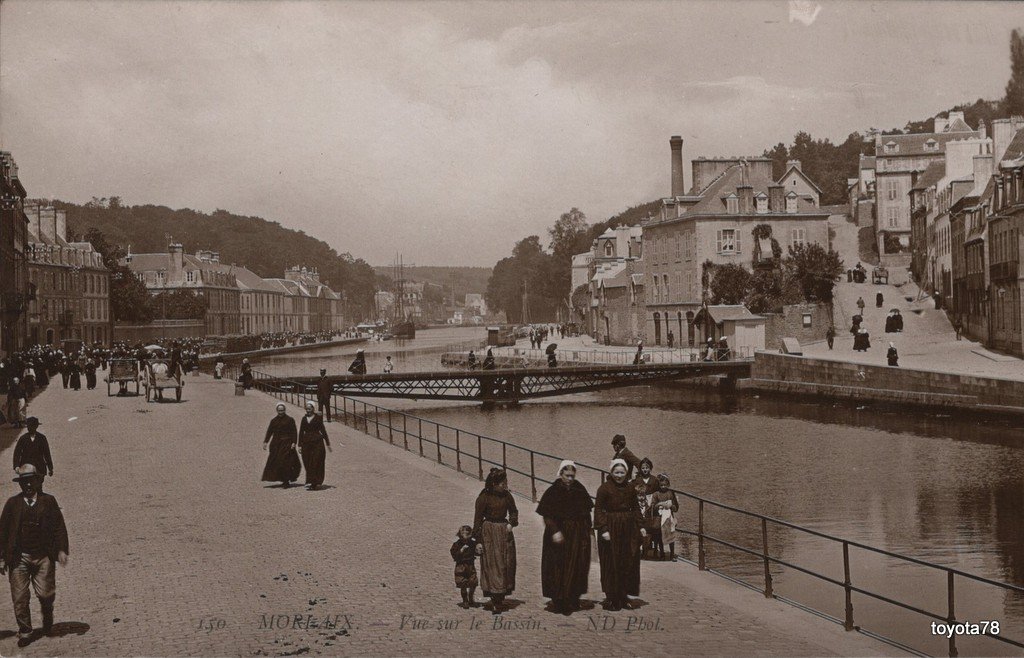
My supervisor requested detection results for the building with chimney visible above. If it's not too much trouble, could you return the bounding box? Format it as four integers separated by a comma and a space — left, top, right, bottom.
123, 245, 241, 335
874, 111, 981, 258
575, 223, 644, 345
643, 137, 830, 346
23, 203, 111, 346
987, 124, 1024, 356
0, 152, 29, 357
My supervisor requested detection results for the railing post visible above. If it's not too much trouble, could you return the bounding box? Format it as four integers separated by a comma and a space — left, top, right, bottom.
698, 500, 706, 571
947, 571, 958, 658
529, 452, 537, 502
418, 419, 423, 457
403, 414, 408, 451
436, 424, 442, 464
455, 430, 462, 472
477, 435, 483, 481
761, 518, 773, 598
388, 410, 394, 444
502, 442, 507, 471
374, 405, 381, 439
843, 541, 854, 631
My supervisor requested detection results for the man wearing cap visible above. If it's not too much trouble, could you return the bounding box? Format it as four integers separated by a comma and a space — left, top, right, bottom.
13, 418, 54, 486
0, 465, 69, 645
610, 434, 642, 481
316, 369, 333, 422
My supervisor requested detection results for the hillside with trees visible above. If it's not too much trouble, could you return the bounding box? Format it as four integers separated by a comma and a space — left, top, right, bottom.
51, 197, 379, 319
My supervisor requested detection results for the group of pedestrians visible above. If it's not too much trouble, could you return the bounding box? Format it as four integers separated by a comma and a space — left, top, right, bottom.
1, 343, 114, 427
261, 402, 332, 490
452, 433, 678, 617
0, 415, 69, 647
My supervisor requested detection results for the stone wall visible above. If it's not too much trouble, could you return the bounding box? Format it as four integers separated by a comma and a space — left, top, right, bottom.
763, 302, 832, 350
750, 351, 1024, 409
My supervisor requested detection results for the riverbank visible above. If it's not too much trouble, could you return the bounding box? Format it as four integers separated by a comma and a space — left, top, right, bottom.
0, 374, 899, 656
199, 336, 369, 362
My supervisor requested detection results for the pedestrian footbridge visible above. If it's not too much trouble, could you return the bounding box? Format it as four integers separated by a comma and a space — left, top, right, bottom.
254, 361, 752, 403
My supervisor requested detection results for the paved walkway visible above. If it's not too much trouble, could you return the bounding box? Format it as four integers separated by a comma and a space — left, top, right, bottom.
0, 376, 901, 656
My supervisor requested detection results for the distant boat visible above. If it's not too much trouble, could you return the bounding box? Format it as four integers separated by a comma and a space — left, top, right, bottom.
389, 254, 416, 339
391, 320, 415, 339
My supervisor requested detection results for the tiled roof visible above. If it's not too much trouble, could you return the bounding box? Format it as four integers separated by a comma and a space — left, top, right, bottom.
946, 116, 973, 132
1001, 127, 1024, 162
680, 164, 824, 217
875, 130, 981, 157
697, 304, 764, 323
910, 161, 946, 191
124, 253, 171, 271
233, 266, 282, 293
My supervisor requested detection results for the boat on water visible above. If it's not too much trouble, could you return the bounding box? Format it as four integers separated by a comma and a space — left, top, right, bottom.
386, 254, 416, 339
390, 320, 415, 339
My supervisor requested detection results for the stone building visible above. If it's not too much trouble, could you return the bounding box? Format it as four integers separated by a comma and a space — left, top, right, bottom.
582, 224, 644, 345
643, 138, 830, 346
874, 112, 981, 258
23, 203, 111, 346
987, 140, 1024, 356
0, 152, 29, 357
123, 245, 241, 335
234, 265, 286, 335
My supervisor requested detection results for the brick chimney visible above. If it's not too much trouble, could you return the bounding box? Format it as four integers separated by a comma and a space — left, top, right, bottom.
169, 243, 184, 284
768, 185, 784, 212
670, 135, 684, 196
737, 185, 754, 214
934, 115, 949, 133
786, 159, 802, 172
55, 209, 67, 242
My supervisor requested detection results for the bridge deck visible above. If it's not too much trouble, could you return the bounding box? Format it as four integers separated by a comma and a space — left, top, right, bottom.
257, 361, 752, 402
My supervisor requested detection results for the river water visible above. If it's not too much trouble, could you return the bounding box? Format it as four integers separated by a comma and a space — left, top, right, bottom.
259, 327, 1024, 655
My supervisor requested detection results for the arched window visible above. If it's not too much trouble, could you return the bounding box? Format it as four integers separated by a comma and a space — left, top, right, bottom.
604, 242, 614, 256
653, 312, 661, 345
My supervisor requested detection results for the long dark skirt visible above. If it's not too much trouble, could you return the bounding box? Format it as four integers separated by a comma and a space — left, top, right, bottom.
70, 373, 81, 390
598, 510, 641, 598
262, 439, 300, 483
541, 518, 591, 600
301, 441, 326, 486
479, 520, 516, 596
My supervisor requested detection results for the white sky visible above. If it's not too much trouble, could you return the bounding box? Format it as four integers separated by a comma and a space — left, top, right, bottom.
1, 1, 1019, 266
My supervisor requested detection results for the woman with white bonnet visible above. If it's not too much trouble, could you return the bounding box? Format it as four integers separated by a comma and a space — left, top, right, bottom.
594, 458, 646, 611
535, 460, 593, 615
261, 403, 300, 487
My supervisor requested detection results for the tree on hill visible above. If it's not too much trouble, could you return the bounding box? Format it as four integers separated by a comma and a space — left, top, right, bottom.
1006, 28, 1024, 116
59, 200, 379, 318
485, 236, 558, 323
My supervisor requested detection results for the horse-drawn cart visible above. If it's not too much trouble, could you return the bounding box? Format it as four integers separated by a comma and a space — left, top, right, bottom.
106, 358, 140, 397
143, 358, 185, 402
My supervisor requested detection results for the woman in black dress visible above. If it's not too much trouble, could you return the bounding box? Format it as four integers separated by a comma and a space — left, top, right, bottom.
262, 403, 300, 487
595, 458, 647, 611
68, 359, 82, 391
298, 401, 331, 490
536, 460, 592, 615
473, 468, 518, 613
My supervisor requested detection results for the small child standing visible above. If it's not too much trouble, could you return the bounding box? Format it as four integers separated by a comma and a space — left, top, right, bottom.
383, 356, 394, 374
450, 525, 479, 608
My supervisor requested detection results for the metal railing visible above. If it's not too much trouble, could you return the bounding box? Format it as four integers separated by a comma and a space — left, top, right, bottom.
441, 345, 754, 370
238, 366, 1024, 657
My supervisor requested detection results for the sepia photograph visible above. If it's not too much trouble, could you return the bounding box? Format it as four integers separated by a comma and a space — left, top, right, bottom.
2, 0, 1024, 655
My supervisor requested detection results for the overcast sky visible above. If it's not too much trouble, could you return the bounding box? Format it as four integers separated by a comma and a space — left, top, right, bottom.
1, 1, 1019, 266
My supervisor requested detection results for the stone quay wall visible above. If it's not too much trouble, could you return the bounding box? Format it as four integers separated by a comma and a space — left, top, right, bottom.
747, 351, 1024, 412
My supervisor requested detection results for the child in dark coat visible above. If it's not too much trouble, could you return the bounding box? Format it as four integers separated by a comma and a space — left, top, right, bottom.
450, 525, 480, 608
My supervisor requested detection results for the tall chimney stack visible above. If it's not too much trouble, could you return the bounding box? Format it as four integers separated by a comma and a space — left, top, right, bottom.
670, 135, 684, 196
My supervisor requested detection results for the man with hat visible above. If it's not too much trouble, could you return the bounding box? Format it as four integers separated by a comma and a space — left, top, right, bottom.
0, 465, 69, 645
13, 418, 53, 486
610, 434, 642, 481
316, 369, 333, 422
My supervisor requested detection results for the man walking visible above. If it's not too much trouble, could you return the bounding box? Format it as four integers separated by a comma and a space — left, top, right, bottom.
611, 434, 642, 481
0, 465, 69, 646
13, 418, 53, 486
316, 369, 333, 423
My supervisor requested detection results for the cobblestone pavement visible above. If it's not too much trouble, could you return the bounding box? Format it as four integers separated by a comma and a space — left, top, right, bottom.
0, 375, 902, 657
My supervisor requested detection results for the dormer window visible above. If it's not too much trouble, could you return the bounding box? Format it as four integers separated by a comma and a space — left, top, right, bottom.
604, 241, 614, 257
924, 139, 938, 152
884, 141, 898, 154
786, 192, 798, 213
755, 193, 768, 214
725, 193, 739, 214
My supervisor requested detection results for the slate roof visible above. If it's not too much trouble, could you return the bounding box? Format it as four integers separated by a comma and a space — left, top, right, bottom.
681, 163, 825, 217
875, 130, 981, 157
910, 161, 947, 191
1001, 127, 1024, 162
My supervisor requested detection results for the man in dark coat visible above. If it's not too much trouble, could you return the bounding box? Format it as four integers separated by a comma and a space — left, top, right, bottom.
316, 369, 333, 422
13, 418, 53, 486
611, 435, 642, 481
0, 465, 69, 646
